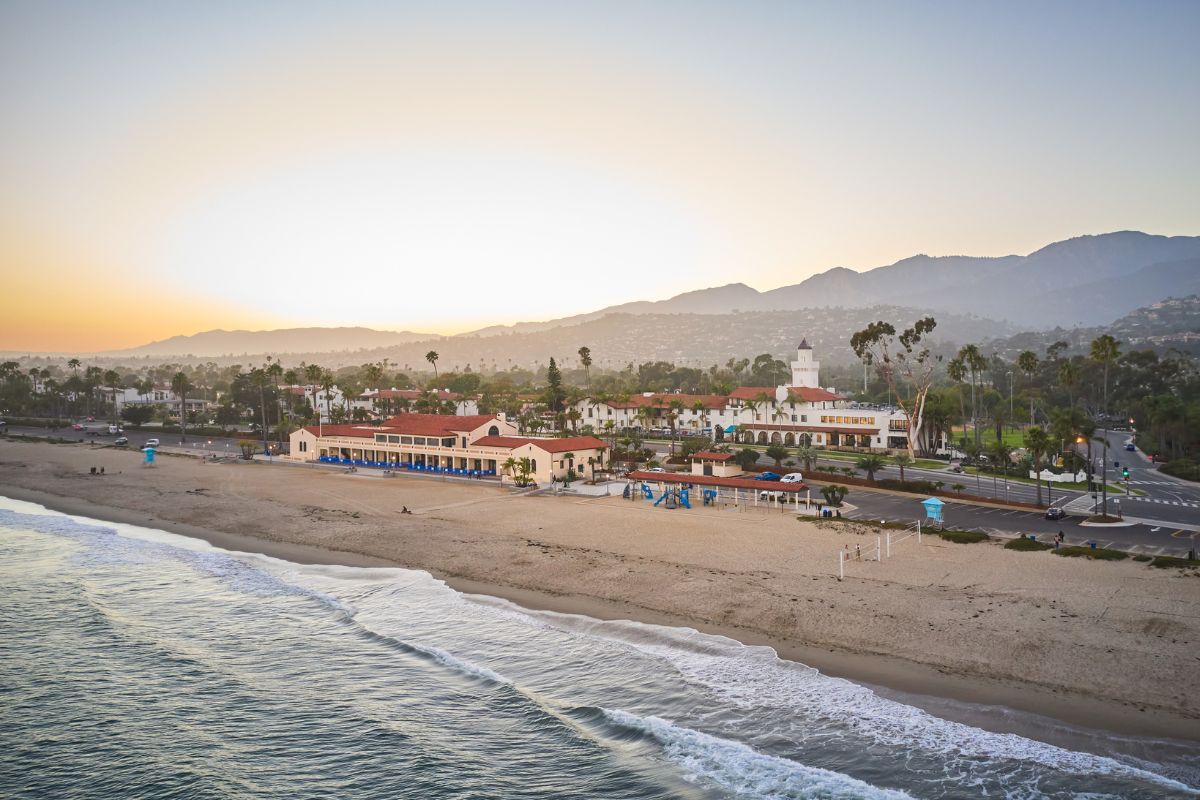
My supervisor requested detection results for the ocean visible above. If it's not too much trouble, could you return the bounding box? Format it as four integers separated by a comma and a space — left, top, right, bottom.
1, 495, 1196, 799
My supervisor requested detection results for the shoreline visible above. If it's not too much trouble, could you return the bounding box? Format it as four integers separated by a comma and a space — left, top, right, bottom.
4, 479, 1197, 745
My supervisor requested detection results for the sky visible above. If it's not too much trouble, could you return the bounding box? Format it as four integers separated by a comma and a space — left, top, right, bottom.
2, 0, 1197, 352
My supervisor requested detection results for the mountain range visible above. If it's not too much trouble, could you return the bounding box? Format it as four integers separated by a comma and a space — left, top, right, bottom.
463, 231, 1200, 335
96, 230, 1199, 359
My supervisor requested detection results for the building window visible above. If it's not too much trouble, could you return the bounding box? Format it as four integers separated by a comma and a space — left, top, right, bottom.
299, 441, 308, 452
488, 425, 499, 436
388, 435, 400, 443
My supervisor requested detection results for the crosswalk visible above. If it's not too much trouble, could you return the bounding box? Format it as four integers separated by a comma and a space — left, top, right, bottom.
1126, 497, 1200, 508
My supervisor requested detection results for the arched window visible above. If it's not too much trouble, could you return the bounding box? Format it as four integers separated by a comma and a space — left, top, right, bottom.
756, 431, 768, 445
784, 433, 795, 446
488, 425, 499, 436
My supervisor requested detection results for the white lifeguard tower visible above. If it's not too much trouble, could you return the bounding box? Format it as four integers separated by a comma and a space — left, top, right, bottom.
790, 339, 820, 388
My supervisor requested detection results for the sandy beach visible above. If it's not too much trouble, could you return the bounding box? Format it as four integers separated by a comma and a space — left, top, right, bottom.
3, 437, 1198, 742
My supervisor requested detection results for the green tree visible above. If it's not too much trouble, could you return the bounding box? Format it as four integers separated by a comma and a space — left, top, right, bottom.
1024, 425, 1050, 506
543, 357, 566, 413
734, 448, 760, 471
893, 452, 911, 483
765, 442, 789, 469
951, 482, 965, 495
850, 316, 939, 459
1089, 334, 1121, 413
425, 350, 440, 381
1057, 361, 1081, 409
120, 405, 154, 429
577, 346, 592, 394
171, 371, 194, 443
795, 445, 818, 473
855, 454, 886, 481
820, 484, 848, 507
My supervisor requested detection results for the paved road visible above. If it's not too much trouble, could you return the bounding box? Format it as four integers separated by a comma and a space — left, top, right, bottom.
649, 432, 1199, 530
2, 424, 260, 457
836, 487, 1197, 558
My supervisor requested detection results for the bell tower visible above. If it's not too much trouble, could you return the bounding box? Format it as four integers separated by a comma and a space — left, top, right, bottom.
790, 339, 819, 388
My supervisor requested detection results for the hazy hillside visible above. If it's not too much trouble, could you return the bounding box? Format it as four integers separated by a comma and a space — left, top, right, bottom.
983, 295, 1200, 360
107, 327, 439, 357
464, 231, 1200, 335
334, 306, 1015, 372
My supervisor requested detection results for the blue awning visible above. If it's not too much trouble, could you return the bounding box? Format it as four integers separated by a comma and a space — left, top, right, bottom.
724, 425, 738, 433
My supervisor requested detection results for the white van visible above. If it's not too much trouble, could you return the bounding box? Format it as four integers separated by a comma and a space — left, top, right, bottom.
780, 473, 804, 484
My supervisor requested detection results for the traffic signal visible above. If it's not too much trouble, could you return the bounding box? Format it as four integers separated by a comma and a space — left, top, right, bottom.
1122, 467, 1130, 479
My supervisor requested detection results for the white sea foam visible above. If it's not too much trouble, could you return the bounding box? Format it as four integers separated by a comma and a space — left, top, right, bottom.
601, 708, 914, 800
463, 597, 1197, 794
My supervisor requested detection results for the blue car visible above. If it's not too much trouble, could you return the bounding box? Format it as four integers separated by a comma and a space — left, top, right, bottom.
1124, 443, 1136, 451
754, 472, 782, 481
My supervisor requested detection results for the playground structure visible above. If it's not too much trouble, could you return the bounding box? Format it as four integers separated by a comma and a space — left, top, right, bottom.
623, 473, 814, 513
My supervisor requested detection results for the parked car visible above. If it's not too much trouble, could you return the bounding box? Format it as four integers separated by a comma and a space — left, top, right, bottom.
114, 437, 129, 446
647, 467, 667, 473
144, 438, 160, 448
71, 423, 83, 430
1045, 507, 1065, 520
780, 473, 804, 484
1124, 443, 1136, 452
754, 472, 781, 481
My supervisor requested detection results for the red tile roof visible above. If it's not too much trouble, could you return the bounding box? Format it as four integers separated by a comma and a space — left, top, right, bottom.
472, 435, 608, 453
302, 414, 500, 439
693, 451, 733, 461
627, 470, 807, 492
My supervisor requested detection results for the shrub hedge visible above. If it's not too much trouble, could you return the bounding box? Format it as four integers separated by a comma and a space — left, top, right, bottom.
1004, 537, 1053, 552
1054, 546, 1127, 561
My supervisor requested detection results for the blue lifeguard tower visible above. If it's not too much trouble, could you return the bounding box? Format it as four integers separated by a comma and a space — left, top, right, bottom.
921, 497, 944, 525
143, 447, 156, 466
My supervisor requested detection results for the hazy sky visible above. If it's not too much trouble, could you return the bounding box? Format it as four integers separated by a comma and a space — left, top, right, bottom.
2, 0, 1197, 352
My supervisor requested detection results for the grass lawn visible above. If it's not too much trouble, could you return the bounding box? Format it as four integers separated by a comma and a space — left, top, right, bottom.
960, 467, 1141, 495
952, 426, 1025, 448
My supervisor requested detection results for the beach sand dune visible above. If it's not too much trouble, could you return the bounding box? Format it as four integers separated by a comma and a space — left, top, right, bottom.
2, 439, 1197, 740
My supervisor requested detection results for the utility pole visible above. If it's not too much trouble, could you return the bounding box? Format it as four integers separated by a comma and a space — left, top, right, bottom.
1101, 426, 1109, 518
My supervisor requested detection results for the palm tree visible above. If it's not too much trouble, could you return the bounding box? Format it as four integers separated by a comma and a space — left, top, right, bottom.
102, 369, 121, 418
1057, 361, 1081, 409
1089, 334, 1121, 413
946, 358, 967, 449
855, 454, 886, 481
171, 371, 193, 443
893, 452, 911, 483
578, 346, 592, 394
1024, 425, 1050, 506
319, 371, 335, 434
795, 445, 818, 473
957, 345, 986, 449
820, 485, 847, 507
1017, 349, 1039, 426
951, 483, 965, 495
988, 441, 1012, 499
425, 351, 440, 381
501, 456, 518, 485
304, 363, 323, 422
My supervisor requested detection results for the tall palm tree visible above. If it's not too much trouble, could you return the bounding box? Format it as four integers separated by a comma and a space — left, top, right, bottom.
102, 369, 121, 418
988, 441, 1012, 499
304, 363, 323, 422
1089, 334, 1121, 414
893, 452, 911, 483
170, 371, 193, 443
946, 358, 967, 449
1017, 350, 1039, 426
1057, 361, 1081, 409
1025, 426, 1050, 506
319, 370, 335, 434
425, 351, 440, 381
577, 346, 592, 394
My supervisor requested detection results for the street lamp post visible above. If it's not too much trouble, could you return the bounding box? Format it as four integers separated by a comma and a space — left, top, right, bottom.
1007, 371, 1013, 419
1100, 427, 1109, 517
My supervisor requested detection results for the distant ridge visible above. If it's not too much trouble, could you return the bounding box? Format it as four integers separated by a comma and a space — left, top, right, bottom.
462, 231, 1200, 334
107, 326, 439, 357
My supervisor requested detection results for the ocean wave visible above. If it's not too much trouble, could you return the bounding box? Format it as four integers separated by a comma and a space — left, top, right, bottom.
596, 707, 914, 800
462, 598, 1198, 794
